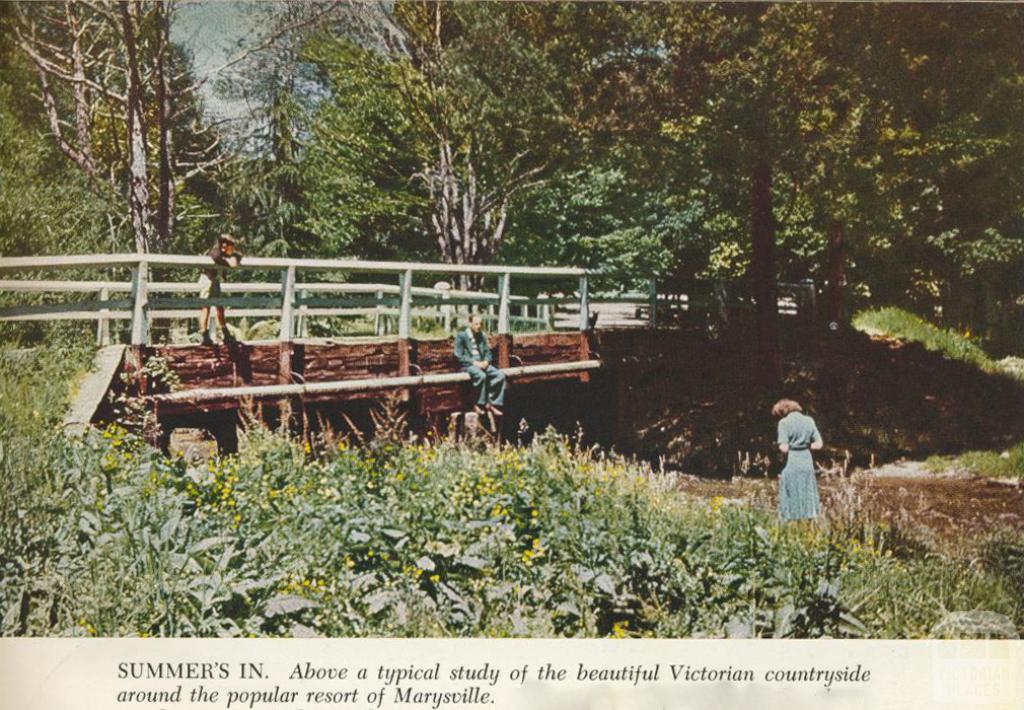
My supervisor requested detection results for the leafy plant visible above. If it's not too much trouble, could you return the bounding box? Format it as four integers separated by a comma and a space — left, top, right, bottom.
1, 345, 1021, 639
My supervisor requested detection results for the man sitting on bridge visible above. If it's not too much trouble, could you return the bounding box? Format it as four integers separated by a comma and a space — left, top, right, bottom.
198, 233, 242, 346
454, 314, 506, 415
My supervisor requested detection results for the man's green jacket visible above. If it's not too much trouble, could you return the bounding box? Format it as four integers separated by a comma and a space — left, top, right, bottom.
453, 328, 493, 368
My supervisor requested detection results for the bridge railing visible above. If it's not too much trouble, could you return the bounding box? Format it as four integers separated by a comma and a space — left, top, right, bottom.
0, 254, 663, 345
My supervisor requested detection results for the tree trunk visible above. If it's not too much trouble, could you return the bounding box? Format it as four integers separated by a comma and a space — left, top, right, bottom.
120, 1, 152, 254
155, 0, 174, 250
749, 160, 780, 382
426, 139, 509, 290
825, 219, 846, 325
67, 5, 97, 182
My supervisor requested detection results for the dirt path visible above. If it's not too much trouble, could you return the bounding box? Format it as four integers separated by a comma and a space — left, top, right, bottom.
675, 463, 1024, 543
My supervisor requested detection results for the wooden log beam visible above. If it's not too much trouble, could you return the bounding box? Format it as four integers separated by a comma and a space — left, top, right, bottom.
150, 359, 602, 405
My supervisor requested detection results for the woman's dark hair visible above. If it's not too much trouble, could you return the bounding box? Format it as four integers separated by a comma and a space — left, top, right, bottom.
771, 398, 803, 418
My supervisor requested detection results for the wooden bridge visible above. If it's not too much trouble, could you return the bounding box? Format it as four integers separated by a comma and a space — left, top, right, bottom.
0, 254, 816, 450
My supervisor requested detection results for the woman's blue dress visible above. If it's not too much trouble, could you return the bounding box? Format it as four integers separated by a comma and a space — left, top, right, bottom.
777, 411, 822, 521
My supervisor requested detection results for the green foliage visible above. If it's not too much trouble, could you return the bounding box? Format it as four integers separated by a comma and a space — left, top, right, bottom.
6, 2, 1023, 346
299, 38, 428, 260
852, 307, 999, 373
2, 345, 1021, 639
0, 46, 116, 257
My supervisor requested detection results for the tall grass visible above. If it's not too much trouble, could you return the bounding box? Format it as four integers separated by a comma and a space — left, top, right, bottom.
1, 344, 1021, 638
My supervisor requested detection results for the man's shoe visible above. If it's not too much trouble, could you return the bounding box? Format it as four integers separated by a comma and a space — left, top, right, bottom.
223, 331, 237, 344
201, 333, 215, 347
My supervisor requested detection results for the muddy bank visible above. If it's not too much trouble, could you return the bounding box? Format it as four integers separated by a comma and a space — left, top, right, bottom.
675, 466, 1024, 545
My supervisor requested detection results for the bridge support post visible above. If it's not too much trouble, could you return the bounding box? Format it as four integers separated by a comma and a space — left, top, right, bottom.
144, 401, 172, 453
374, 289, 385, 336
578, 275, 591, 383
128, 262, 150, 394
97, 287, 111, 346
278, 266, 301, 431
496, 273, 512, 369
648, 278, 658, 329
397, 269, 414, 401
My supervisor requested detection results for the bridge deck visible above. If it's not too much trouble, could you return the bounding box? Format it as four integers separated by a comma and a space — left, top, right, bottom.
95, 328, 687, 448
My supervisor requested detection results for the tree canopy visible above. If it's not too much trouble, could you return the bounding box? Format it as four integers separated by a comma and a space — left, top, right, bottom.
2, 1, 1022, 354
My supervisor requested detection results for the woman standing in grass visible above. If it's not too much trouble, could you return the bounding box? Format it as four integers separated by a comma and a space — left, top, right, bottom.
772, 398, 824, 523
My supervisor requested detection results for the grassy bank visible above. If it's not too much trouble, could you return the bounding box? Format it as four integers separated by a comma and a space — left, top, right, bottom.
852, 307, 1024, 480
2, 345, 1022, 639
926, 442, 1024, 481
853, 307, 1022, 381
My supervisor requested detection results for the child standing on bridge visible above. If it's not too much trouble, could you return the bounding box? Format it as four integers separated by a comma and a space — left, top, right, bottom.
198, 234, 242, 346
772, 398, 824, 523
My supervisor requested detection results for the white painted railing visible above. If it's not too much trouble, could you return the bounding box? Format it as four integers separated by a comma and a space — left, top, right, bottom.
0, 254, 660, 345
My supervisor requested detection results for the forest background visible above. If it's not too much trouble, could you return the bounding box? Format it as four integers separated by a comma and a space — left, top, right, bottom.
2, 1, 1022, 365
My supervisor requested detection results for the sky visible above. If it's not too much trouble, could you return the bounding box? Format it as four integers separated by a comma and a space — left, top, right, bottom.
170, 1, 255, 121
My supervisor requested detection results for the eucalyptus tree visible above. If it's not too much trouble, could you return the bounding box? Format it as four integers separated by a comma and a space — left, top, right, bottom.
11, 1, 224, 253
0, 5, 112, 258
287, 2, 578, 283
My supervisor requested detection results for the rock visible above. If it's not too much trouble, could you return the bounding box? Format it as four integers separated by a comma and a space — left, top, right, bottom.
290, 623, 323, 638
